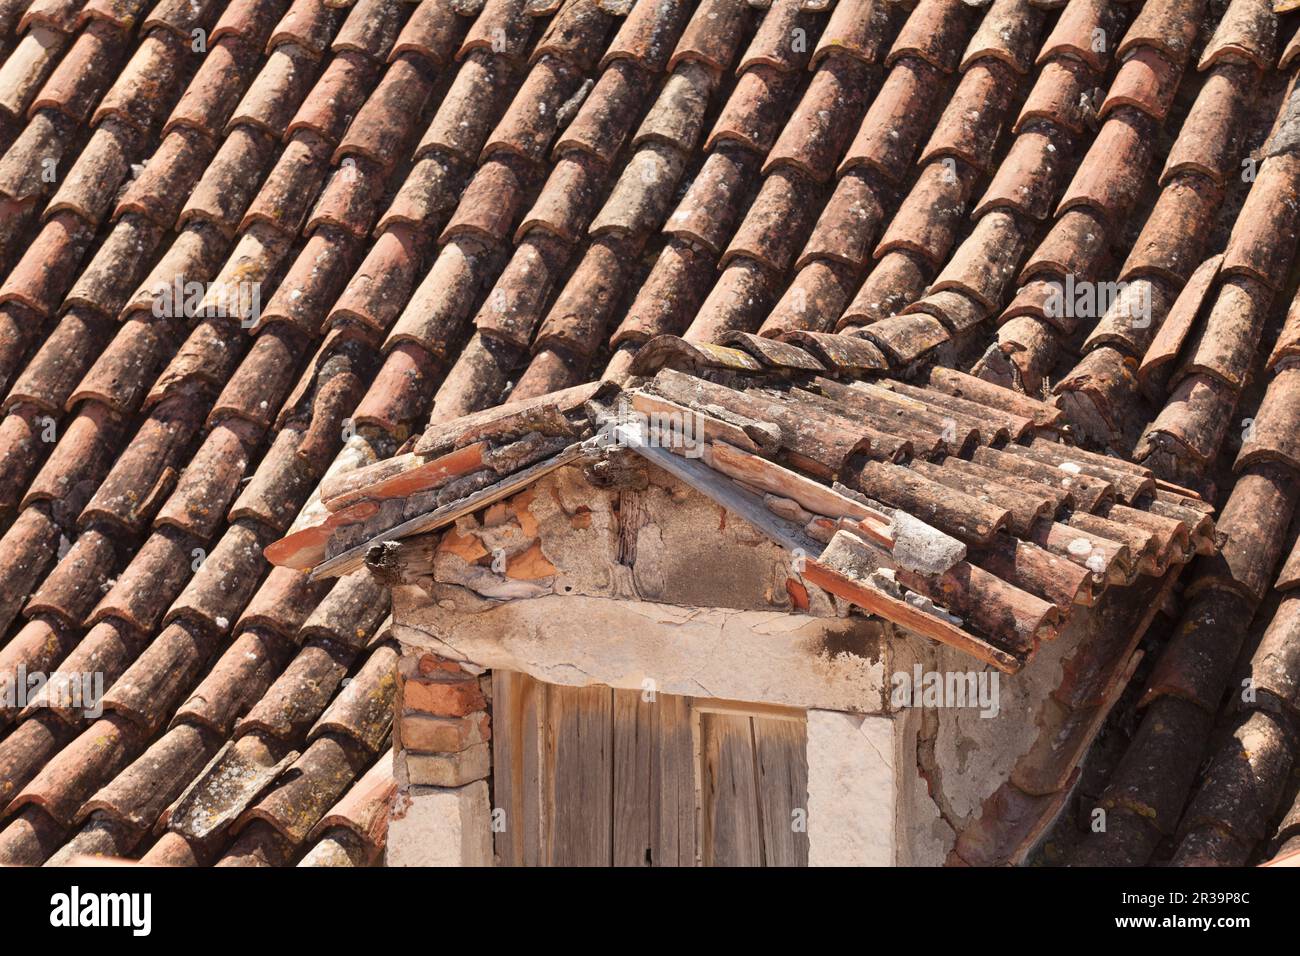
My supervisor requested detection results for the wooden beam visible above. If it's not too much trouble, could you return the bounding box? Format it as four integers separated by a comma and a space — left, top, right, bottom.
705, 441, 895, 546
307, 443, 588, 580
611, 423, 819, 555
801, 559, 1022, 673
321, 442, 488, 512
628, 391, 766, 453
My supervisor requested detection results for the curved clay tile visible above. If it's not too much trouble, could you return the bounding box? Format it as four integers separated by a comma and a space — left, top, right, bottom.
0, 27, 71, 121
391, 0, 469, 66
331, 54, 438, 173
79, 394, 207, 534
959, 0, 1046, 75
839, 57, 949, 181
1035, 0, 1113, 72
1197, 0, 1277, 72
765, 55, 875, 181
885, 0, 979, 71
27, 19, 124, 123
177, 627, 297, 733
1100, 45, 1182, 121
91, 30, 190, 133
1114, 0, 1206, 66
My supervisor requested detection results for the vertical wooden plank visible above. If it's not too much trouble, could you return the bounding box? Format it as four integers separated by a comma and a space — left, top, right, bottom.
753, 716, 810, 867
652, 692, 697, 866
611, 689, 653, 866
548, 684, 614, 866
699, 712, 763, 866
491, 671, 545, 866
541, 677, 557, 865
518, 674, 545, 867
491, 670, 519, 867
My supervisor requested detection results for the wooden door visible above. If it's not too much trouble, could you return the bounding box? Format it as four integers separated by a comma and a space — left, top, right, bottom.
491, 672, 809, 866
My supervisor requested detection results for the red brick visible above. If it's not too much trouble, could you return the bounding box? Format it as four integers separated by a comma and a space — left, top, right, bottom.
401, 676, 486, 717
417, 652, 467, 678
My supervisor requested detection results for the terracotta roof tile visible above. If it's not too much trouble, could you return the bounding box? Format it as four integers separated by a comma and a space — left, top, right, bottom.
962, 0, 1047, 74
1102, 46, 1184, 122
7, 714, 145, 825
1179, 709, 1293, 849
922, 61, 1022, 172
18, 0, 80, 34
876, 159, 980, 267
840, 57, 949, 182
236, 732, 373, 845
1016, 54, 1099, 134
144, 0, 221, 36
1117, 0, 1205, 64
304, 746, 394, 853
0, 26, 67, 122
1199, 0, 1277, 72
77, 723, 224, 836
93, 30, 192, 132
309, 640, 398, 750
668, 0, 749, 72
0, 713, 76, 806
79, 0, 152, 30
100, 618, 225, 732
0, 619, 73, 727
1120, 176, 1224, 283
5, 309, 108, 416
307, 159, 384, 236
269, 0, 341, 55
886, 0, 980, 71
0, 211, 94, 315
1036, 0, 1111, 71
166, 733, 298, 845
28, 19, 126, 122
329, 225, 428, 332
236, 637, 356, 740
1057, 108, 1156, 221
931, 210, 1029, 311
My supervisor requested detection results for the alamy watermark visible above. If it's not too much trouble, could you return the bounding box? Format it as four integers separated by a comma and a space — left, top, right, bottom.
891, 665, 1000, 718
1045, 275, 1151, 327
50, 887, 150, 936
1, 666, 103, 718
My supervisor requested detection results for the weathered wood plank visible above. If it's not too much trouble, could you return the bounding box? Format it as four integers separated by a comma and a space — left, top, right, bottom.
652, 692, 697, 867
548, 684, 613, 866
612, 689, 654, 867
491, 671, 546, 866
705, 441, 894, 544
610, 424, 819, 554
520, 675, 546, 867
753, 717, 810, 867
700, 713, 762, 867
492, 670, 520, 867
